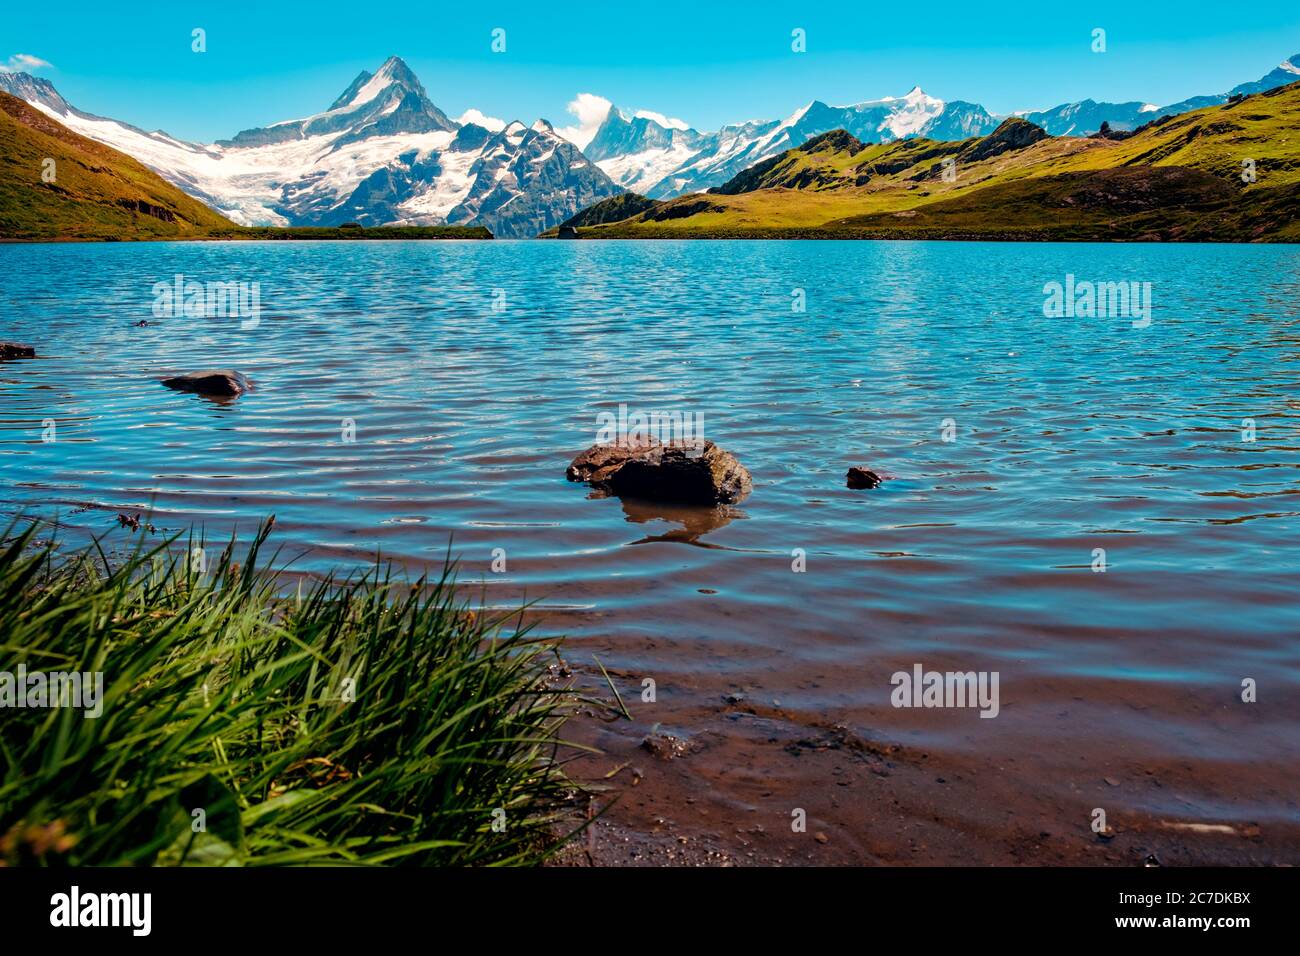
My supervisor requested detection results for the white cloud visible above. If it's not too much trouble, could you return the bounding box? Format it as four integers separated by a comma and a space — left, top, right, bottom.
555, 92, 612, 149
1, 53, 53, 74
456, 108, 505, 132
633, 109, 689, 131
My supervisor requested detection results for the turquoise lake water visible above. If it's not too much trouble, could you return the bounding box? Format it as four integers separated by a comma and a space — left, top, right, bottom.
2, 239, 1298, 826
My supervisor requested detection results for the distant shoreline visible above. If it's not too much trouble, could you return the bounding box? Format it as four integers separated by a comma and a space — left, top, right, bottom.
545, 232, 1299, 243
0, 225, 494, 243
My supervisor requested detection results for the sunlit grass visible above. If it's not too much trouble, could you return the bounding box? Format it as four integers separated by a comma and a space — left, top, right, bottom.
0, 517, 574, 866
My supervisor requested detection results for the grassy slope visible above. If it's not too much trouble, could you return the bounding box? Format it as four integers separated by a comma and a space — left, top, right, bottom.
562, 82, 1300, 241
0, 91, 235, 240
0, 93, 493, 241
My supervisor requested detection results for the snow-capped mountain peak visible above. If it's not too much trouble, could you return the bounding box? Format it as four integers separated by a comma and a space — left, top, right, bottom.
221, 55, 454, 149
329, 55, 424, 111
0, 71, 73, 115
584, 84, 976, 198
0, 59, 620, 237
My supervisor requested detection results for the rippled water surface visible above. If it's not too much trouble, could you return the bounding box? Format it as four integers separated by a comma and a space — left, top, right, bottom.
3, 239, 1299, 828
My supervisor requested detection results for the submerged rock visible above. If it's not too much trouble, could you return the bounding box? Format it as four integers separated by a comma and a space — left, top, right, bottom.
640, 732, 690, 760
160, 369, 252, 397
0, 342, 36, 360
567, 438, 751, 504
846, 466, 883, 489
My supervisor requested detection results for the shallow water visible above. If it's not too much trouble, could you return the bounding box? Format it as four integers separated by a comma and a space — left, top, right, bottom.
3, 239, 1299, 838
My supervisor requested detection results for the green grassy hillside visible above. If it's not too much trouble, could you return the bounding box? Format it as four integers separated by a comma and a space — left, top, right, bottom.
0, 91, 236, 240
550, 81, 1300, 242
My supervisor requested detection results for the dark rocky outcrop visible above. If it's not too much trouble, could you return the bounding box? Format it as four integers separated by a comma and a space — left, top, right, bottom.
0, 342, 36, 359
961, 117, 1048, 163
798, 129, 867, 155
160, 369, 252, 397
641, 198, 724, 222
1051, 166, 1236, 213
558, 192, 659, 229
116, 197, 177, 223
557, 225, 578, 239
567, 438, 751, 504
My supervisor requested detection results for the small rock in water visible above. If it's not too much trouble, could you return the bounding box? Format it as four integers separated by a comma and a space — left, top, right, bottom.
0, 341, 36, 360
640, 732, 690, 761
846, 466, 883, 489
567, 438, 751, 505
117, 512, 156, 533
160, 369, 252, 397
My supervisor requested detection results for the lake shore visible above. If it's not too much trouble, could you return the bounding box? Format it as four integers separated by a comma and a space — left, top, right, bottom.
0, 225, 493, 243
9, 505, 1294, 868
543, 624, 1299, 867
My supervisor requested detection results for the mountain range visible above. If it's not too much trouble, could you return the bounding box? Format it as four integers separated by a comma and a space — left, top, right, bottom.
1, 53, 1297, 237
579, 54, 1300, 197
0, 57, 618, 239
548, 82, 1300, 242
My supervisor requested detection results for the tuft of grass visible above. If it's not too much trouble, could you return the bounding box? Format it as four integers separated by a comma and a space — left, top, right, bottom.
0, 517, 574, 866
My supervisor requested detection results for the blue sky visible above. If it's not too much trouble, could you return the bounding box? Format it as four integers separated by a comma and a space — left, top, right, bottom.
5, 2, 1299, 142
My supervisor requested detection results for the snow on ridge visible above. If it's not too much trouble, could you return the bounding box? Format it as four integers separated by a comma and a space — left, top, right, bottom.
345, 60, 401, 110
26, 91, 464, 226
595, 141, 696, 193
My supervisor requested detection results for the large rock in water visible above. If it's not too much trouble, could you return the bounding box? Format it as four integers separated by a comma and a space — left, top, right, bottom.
0, 342, 36, 360
161, 369, 252, 397
567, 439, 751, 504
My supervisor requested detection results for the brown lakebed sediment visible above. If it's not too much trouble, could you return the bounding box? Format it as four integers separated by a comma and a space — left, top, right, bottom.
547, 644, 1298, 866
